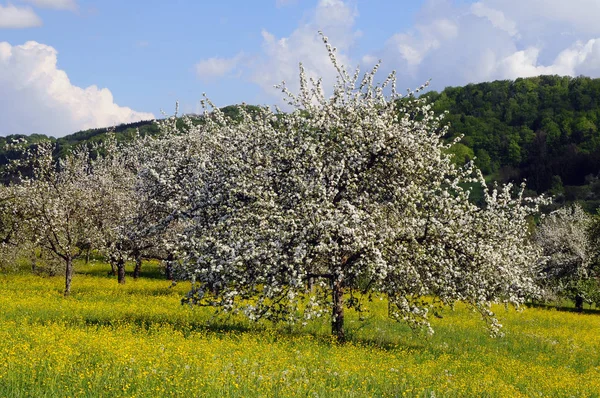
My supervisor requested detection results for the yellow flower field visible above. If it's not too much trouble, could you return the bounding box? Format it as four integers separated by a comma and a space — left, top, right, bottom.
0, 263, 599, 397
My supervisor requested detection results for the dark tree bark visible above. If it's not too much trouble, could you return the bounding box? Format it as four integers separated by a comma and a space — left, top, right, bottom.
332, 277, 345, 342
165, 253, 174, 280
109, 257, 117, 276
133, 254, 142, 279
117, 257, 126, 284
64, 256, 73, 297
575, 295, 584, 312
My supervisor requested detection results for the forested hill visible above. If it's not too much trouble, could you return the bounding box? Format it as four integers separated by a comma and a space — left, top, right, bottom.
0, 119, 159, 162
4, 77, 600, 209
0, 105, 254, 167
425, 75, 600, 209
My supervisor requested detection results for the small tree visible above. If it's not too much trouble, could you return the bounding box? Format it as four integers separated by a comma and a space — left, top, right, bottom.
8, 141, 105, 295
535, 204, 595, 311
89, 137, 142, 284
154, 35, 548, 340
0, 184, 30, 272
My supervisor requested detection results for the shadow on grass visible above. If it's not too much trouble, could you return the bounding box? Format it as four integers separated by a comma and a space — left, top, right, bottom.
75, 263, 169, 281
79, 316, 257, 338
22, 306, 428, 351
525, 302, 600, 315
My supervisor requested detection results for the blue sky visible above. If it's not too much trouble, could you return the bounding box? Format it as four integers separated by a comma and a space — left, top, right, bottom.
2, 0, 600, 137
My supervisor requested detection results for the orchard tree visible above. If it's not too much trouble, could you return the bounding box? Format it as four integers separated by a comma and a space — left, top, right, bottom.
161, 35, 548, 340
535, 204, 597, 311
90, 138, 139, 284
95, 137, 185, 283
127, 111, 216, 279
0, 184, 30, 272
90, 119, 200, 283
8, 141, 105, 295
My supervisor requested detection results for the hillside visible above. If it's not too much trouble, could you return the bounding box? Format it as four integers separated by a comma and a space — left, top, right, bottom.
4, 78, 600, 209
426, 75, 600, 210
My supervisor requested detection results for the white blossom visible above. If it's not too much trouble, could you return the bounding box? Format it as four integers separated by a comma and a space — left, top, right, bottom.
132, 34, 548, 339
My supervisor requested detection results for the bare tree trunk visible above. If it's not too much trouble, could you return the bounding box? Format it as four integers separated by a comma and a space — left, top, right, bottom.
332, 277, 345, 342
165, 253, 174, 280
64, 256, 73, 297
117, 258, 126, 284
31, 251, 40, 273
133, 254, 142, 279
575, 295, 584, 312
109, 255, 117, 276
85, 247, 90, 264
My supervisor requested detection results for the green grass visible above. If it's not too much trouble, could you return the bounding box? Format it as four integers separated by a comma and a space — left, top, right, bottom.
0, 261, 599, 397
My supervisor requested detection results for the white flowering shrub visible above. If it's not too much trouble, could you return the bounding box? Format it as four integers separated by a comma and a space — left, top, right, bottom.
535, 204, 597, 310
130, 34, 549, 340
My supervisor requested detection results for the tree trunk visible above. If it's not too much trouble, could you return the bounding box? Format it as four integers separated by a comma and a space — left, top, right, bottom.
306, 276, 315, 294
109, 257, 117, 276
117, 258, 126, 284
64, 256, 73, 297
31, 251, 39, 273
133, 254, 142, 279
332, 277, 345, 342
85, 247, 90, 264
575, 295, 584, 312
165, 253, 174, 280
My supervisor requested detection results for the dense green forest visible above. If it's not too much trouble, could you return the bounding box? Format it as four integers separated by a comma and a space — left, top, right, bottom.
3, 76, 600, 210
426, 75, 600, 211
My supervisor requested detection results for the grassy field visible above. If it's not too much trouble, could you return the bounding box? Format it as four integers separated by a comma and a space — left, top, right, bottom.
1, 262, 599, 397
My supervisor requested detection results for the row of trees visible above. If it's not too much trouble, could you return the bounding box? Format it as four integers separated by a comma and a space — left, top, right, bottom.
1, 38, 597, 339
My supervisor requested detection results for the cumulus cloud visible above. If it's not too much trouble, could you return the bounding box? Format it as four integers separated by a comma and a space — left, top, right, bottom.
250, 0, 359, 101
0, 4, 42, 28
195, 53, 244, 82
0, 41, 154, 137
485, 0, 600, 37
365, 0, 600, 91
385, 18, 458, 70
470, 2, 518, 37
21, 0, 77, 10
193, 0, 600, 100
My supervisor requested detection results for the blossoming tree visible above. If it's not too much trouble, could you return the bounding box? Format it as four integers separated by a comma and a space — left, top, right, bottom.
144, 35, 549, 340
535, 204, 597, 311
7, 141, 106, 295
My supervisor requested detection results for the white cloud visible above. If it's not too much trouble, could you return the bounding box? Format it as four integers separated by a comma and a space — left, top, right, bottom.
251, 0, 359, 101
470, 2, 518, 37
21, 0, 77, 10
366, 0, 600, 91
193, 0, 600, 101
0, 4, 42, 28
385, 18, 458, 69
0, 41, 154, 137
496, 38, 600, 79
485, 0, 600, 36
195, 53, 244, 82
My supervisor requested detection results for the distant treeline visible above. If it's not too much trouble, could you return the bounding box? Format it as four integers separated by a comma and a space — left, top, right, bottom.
4, 78, 600, 209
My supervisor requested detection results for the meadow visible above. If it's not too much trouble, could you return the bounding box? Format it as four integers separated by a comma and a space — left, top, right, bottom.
1, 262, 599, 397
